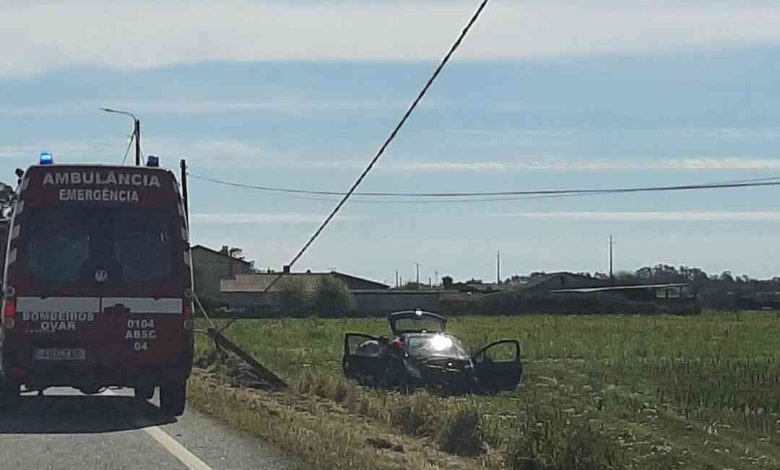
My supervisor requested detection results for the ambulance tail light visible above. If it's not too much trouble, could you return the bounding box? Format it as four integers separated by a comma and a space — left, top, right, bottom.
182, 298, 193, 331
3, 295, 16, 329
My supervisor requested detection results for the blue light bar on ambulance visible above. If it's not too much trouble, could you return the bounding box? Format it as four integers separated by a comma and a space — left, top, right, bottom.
146, 155, 160, 167
39, 152, 54, 165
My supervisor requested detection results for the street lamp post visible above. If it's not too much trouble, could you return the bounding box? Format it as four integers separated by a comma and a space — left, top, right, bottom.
101, 107, 141, 166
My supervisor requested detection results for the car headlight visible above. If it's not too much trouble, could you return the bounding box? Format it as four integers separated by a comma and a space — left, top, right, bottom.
430, 335, 452, 351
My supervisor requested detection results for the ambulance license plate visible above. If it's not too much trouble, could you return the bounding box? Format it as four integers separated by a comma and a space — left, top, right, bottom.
33, 348, 86, 361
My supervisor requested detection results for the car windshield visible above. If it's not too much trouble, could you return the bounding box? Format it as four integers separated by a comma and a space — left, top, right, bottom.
22, 207, 176, 285
392, 315, 446, 334
406, 335, 469, 359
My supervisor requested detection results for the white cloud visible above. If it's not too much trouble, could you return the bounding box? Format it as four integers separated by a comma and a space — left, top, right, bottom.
0, 141, 124, 160
377, 157, 780, 172
0, 139, 265, 167
0, 98, 419, 117
381, 161, 510, 172
190, 212, 356, 224
3, 1, 780, 77
5, 139, 780, 174
491, 211, 780, 222
668, 128, 780, 140
637, 158, 780, 172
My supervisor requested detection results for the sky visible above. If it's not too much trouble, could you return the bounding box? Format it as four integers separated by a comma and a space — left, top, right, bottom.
2, 0, 780, 284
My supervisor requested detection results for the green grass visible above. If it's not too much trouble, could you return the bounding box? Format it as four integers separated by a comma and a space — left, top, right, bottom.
194, 312, 780, 469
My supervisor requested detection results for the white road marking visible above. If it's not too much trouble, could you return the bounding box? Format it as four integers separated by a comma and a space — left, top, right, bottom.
142, 425, 215, 470
103, 389, 215, 470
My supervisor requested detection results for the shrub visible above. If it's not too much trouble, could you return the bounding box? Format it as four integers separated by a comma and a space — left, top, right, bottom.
388, 392, 438, 437
475, 291, 663, 316
506, 420, 622, 470
277, 279, 310, 315
436, 405, 484, 456
312, 277, 356, 316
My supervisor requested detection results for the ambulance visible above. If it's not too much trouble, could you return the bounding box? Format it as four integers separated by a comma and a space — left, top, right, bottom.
0, 154, 193, 415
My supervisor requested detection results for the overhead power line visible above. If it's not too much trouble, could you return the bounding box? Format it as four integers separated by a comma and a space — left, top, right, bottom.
259, 0, 493, 295
189, 172, 780, 202
121, 134, 135, 166
215, 0, 498, 337
217, 0, 493, 334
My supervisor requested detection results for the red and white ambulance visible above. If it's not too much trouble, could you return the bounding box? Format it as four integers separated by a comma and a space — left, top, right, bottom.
0, 156, 194, 415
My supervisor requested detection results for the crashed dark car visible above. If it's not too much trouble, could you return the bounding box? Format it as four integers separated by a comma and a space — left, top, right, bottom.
342, 310, 522, 394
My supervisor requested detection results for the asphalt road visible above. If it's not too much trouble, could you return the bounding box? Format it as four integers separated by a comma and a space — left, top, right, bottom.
0, 387, 302, 470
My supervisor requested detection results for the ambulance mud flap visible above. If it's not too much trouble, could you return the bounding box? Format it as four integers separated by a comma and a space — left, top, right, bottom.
0, 379, 21, 407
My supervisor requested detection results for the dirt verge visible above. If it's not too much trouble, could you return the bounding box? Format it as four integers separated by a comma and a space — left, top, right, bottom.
188, 369, 499, 470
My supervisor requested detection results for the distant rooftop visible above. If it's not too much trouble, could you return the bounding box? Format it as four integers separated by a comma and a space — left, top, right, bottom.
221, 271, 389, 293
192, 244, 253, 266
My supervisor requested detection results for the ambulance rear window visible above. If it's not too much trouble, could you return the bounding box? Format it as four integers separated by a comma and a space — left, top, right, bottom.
22, 207, 176, 285
25, 210, 89, 283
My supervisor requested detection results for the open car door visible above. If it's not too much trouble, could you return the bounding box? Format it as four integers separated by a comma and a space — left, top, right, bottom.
343, 333, 384, 385
472, 340, 522, 392
388, 310, 447, 336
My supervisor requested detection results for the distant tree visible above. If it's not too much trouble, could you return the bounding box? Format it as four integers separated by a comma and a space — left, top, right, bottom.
635, 267, 653, 279
312, 277, 355, 316
719, 271, 734, 282
0, 182, 14, 218
614, 271, 637, 283
277, 279, 309, 314
686, 267, 709, 281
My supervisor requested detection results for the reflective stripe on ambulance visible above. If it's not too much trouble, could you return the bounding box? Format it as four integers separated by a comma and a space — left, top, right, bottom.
18, 297, 182, 314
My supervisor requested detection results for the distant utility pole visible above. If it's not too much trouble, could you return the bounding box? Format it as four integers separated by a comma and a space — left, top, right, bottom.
395, 270, 399, 288
414, 262, 421, 288
609, 235, 615, 281
496, 250, 501, 284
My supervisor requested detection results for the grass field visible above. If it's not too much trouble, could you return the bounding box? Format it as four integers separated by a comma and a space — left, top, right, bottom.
192, 312, 780, 469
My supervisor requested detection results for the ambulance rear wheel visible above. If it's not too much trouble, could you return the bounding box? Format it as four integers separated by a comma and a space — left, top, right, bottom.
134, 385, 154, 401
0, 380, 20, 407
159, 381, 186, 416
